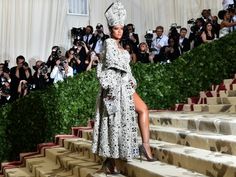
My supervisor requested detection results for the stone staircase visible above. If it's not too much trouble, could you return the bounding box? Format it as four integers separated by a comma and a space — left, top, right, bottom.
3, 75, 236, 177
175, 74, 236, 113
2, 111, 236, 177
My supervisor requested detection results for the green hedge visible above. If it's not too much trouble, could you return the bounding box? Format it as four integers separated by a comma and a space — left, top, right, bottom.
0, 32, 236, 162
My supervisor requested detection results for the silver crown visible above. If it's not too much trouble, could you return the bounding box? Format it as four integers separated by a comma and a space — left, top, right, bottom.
104, 1, 127, 26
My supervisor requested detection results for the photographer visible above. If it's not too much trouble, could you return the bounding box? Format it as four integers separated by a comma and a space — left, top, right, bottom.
71, 27, 86, 41
223, 0, 235, 10
179, 28, 190, 54
46, 46, 62, 72
85, 51, 99, 71
156, 37, 180, 63
32, 60, 51, 90
82, 25, 95, 49
50, 57, 73, 83
200, 9, 212, 26
0, 65, 11, 105
188, 18, 204, 48
168, 23, 181, 43
144, 29, 154, 49
65, 49, 79, 75
10, 55, 31, 101
17, 80, 29, 98
121, 23, 139, 54
71, 39, 89, 73
91, 23, 109, 56
136, 42, 152, 63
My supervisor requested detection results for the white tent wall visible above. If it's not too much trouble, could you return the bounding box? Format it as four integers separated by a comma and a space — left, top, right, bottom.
0, 0, 222, 67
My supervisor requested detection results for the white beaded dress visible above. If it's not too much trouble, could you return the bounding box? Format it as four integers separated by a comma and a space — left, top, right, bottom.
91, 38, 139, 161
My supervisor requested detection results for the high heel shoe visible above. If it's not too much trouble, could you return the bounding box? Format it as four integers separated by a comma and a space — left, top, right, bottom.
99, 158, 120, 176
139, 144, 157, 162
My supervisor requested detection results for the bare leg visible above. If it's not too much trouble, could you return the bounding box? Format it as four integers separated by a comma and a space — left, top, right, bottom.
133, 92, 153, 159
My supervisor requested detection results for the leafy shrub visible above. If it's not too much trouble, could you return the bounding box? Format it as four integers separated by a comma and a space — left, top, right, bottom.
0, 32, 236, 162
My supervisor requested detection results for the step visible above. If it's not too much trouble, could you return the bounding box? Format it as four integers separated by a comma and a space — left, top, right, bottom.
222, 97, 236, 105
148, 138, 236, 177
220, 90, 236, 97
193, 104, 208, 112
199, 91, 216, 98
232, 84, 236, 90
13, 138, 208, 177
183, 104, 193, 112
208, 104, 234, 113
149, 126, 236, 155
60, 138, 208, 177
1, 144, 59, 175
149, 111, 236, 135
208, 97, 236, 105
206, 97, 222, 105
223, 79, 233, 85
223, 79, 233, 90
118, 159, 207, 177
182, 104, 235, 113
43, 146, 123, 177
4, 167, 33, 177
25, 154, 100, 177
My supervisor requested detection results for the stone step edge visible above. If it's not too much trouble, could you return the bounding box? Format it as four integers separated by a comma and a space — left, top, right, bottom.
0, 143, 59, 175
42, 141, 208, 177
64, 138, 236, 176
149, 125, 236, 155
149, 111, 236, 135
4, 167, 33, 177
147, 138, 236, 176
24, 155, 101, 177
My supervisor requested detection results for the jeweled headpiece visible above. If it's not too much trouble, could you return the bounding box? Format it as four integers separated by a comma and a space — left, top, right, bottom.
104, 1, 127, 27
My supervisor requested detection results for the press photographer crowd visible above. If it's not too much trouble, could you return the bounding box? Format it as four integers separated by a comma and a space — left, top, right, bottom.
1, 1, 236, 106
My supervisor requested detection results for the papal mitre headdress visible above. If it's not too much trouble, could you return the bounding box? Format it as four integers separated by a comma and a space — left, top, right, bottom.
104, 1, 127, 26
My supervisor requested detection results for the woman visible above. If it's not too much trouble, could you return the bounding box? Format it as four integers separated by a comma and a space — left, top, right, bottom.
91, 1, 155, 175
136, 42, 152, 63
218, 10, 236, 38
65, 49, 80, 75
124, 43, 137, 63
157, 37, 180, 63
201, 22, 216, 43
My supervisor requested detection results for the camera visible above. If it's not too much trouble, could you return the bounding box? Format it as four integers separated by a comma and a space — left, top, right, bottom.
51, 46, 61, 60
22, 61, 29, 68
58, 58, 67, 72
4, 60, 10, 69
170, 23, 181, 29
71, 27, 86, 40
0, 84, 11, 95
78, 40, 84, 46
21, 82, 33, 90
39, 62, 48, 75
96, 23, 103, 33
187, 18, 195, 25
144, 29, 154, 48
228, 4, 235, 9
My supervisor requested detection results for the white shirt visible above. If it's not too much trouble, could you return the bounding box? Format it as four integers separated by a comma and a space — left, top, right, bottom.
83, 34, 93, 43
231, 15, 236, 31
151, 35, 169, 55
94, 38, 103, 54
50, 66, 73, 83
222, 0, 234, 9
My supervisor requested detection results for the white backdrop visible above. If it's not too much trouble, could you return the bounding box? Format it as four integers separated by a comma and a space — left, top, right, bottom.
0, 0, 222, 67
